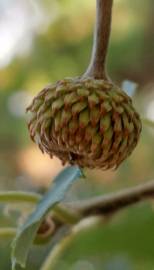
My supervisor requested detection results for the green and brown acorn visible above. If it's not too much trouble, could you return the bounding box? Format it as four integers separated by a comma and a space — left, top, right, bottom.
27, 77, 141, 169
26, 1, 142, 170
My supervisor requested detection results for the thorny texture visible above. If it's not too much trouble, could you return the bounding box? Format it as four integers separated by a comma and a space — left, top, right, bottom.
27, 77, 141, 169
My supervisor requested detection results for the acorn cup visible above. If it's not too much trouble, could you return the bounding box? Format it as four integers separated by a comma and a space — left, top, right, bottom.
27, 0, 142, 170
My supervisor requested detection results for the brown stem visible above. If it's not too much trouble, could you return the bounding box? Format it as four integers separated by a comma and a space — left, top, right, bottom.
70, 180, 154, 217
83, 0, 113, 80
40, 179, 154, 241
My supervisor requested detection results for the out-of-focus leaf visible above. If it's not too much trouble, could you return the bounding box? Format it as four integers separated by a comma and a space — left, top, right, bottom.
11, 166, 83, 270
142, 118, 154, 129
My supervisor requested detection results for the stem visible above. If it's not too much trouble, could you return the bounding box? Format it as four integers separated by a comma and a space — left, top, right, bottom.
0, 191, 41, 204
40, 178, 154, 269
83, 0, 113, 79
0, 191, 79, 225
54, 205, 80, 225
2, 177, 154, 232
0, 228, 16, 238
73, 180, 154, 217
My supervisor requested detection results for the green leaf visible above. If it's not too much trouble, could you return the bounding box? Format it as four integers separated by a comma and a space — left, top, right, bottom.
11, 166, 83, 270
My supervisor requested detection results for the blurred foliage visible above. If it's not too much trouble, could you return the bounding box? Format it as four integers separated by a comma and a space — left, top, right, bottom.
52, 204, 154, 270
1, 203, 154, 270
0, 0, 154, 269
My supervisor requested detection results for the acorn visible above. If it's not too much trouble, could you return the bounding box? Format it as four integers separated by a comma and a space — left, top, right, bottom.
27, 0, 142, 170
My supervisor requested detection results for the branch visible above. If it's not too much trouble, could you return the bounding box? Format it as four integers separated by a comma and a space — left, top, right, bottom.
0, 228, 16, 238
40, 179, 154, 269
0, 191, 41, 204
3, 178, 154, 226
83, 0, 113, 79
0, 191, 80, 225
71, 180, 154, 217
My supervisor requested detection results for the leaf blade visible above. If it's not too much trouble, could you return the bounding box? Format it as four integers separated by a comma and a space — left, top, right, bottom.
11, 166, 83, 269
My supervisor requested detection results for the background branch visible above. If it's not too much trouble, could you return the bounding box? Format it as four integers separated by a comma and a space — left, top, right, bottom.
71, 180, 154, 217
2, 179, 154, 228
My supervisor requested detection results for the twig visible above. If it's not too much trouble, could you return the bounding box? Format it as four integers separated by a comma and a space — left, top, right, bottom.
71, 180, 154, 217
0, 228, 16, 238
0, 191, 80, 225
39, 179, 154, 269
83, 0, 113, 79
2, 179, 154, 226
53, 205, 80, 225
0, 191, 41, 204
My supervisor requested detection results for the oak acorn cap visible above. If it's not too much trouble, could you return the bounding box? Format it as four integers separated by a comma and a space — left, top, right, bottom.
27, 77, 142, 169
27, 0, 142, 170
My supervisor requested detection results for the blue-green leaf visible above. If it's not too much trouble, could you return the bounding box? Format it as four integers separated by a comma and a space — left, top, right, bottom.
11, 166, 83, 270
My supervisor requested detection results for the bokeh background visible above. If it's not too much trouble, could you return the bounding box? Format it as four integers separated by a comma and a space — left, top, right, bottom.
0, 0, 154, 269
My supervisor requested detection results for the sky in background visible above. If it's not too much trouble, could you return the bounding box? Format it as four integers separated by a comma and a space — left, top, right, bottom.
0, 0, 58, 68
